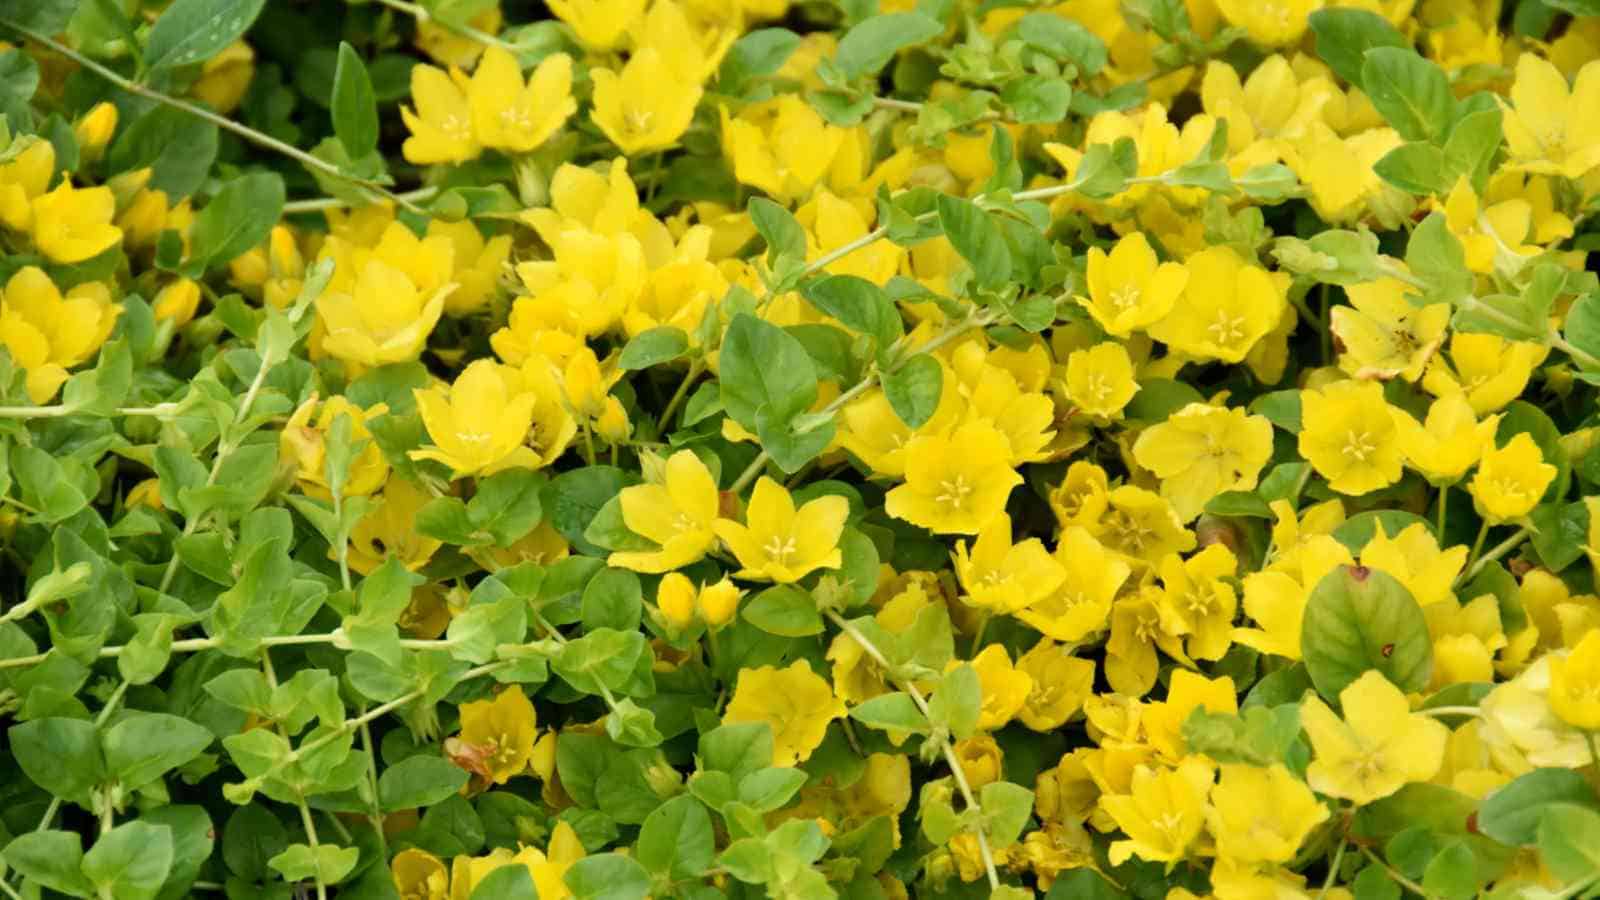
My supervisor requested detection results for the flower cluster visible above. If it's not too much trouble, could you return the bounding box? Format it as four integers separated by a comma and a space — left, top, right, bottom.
2, 2, 1600, 900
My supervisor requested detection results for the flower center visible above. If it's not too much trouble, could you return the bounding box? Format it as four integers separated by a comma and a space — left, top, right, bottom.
937, 475, 973, 509
1342, 430, 1376, 463
1207, 310, 1246, 344
1109, 284, 1141, 311
763, 533, 797, 564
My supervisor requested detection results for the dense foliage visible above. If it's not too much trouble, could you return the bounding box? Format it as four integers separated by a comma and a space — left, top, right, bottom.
3, 0, 1600, 898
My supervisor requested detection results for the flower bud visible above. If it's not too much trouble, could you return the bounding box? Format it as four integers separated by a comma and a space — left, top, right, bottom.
697, 577, 741, 628
656, 572, 697, 630
73, 102, 117, 163
595, 395, 631, 443
952, 735, 1004, 789
153, 278, 201, 327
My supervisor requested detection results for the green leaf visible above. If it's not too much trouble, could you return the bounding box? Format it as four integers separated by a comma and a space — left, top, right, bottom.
754, 405, 836, 474
719, 27, 800, 93
82, 821, 173, 900
1421, 841, 1476, 900
2, 830, 91, 897
618, 327, 689, 370
14, 446, 89, 523
1529, 501, 1588, 572
834, 12, 944, 79
564, 852, 652, 900
1330, 510, 1434, 554
221, 804, 288, 881
108, 106, 219, 200
379, 755, 471, 812
741, 585, 822, 637
801, 275, 902, 348
1478, 768, 1600, 846
881, 353, 943, 429
447, 594, 527, 664
343, 556, 423, 666
747, 197, 805, 265
738, 767, 808, 812
0, 0, 77, 34
979, 781, 1033, 848
1563, 291, 1600, 373
471, 865, 537, 900
267, 843, 360, 885
719, 312, 819, 430
1308, 8, 1406, 88
1405, 212, 1473, 305
1044, 870, 1130, 900
468, 468, 547, 546
144, 0, 268, 71
1441, 107, 1503, 193
1538, 803, 1600, 883
331, 42, 379, 159
1361, 47, 1454, 143
101, 712, 214, 791
1011, 13, 1106, 75
582, 567, 643, 632
8, 716, 105, 803
1182, 705, 1302, 766
1001, 74, 1072, 124
1301, 565, 1432, 699
1128, 378, 1206, 423
699, 722, 773, 779
189, 172, 286, 272
850, 692, 929, 733
1373, 142, 1447, 195
928, 664, 980, 740
637, 795, 714, 879
936, 194, 1010, 287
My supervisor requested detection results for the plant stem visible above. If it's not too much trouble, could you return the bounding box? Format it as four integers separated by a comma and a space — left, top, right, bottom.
283, 187, 439, 215
0, 633, 454, 670
1455, 525, 1528, 588
296, 795, 330, 900
371, 0, 520, 52
1359, 846, 1432, 899
1435, 486, 1448, 537
1317, 834, 1348, 900
0, 23, 427, 216
825, 610, 1001, 890
660, 360, 704, 429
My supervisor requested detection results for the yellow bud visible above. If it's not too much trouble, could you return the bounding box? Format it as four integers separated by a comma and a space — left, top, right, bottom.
529, 731, 558, 782
697, 577, 740, 628
73, 102, 118, 163
595, 396, 631, 443
563, 351, 607, 419
656, 572, 697, 629
152, 279, 201, 327
126, 477, 163, 510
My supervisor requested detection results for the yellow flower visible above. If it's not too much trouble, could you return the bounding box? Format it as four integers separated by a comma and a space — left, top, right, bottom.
721, 95, 846, 202
969, 645, 1033, 731
1499, 56, 1600, 179
1479, 654, 1593, 773
1206, 764, 1329, 864
31, 179, 122, 264
346, 478, 445, 575
1441, 177, 1538, 275
885, 421, 1022, 535
1423, 333, 1548, 416
637, 0, 737, 83
0, 266, 120, 404
451, 685, 537, 785
609, 449, 720, 573
1215, 0, 1321, 46
410, 361, 545, 478
1018, 527, 1130, 642
1094, 485, 1197, 565
415, 4, 502, 66
1331, 275, 1451, 382
1148, 246, 1288, 364
317, 260, 450, 370
1470, 433, 1556, 523
391, 847, 449, 900
723, 660, 845, 766
0, 139, 53, 232
468, 48, 576, 154
1048, 460, 1110, 531
401, 64, 480, 165
1132, 403, 1273, 523
1300, 670, 1449, 804
1391, 394, 1500, 485
713, 477, 848, 583
1078, 233, 1188, 337
280, 394, 391, 499
590, 49, 701, 156
1298, 380, 1404, 496
954, 517, 1066, 616
1063, 342, 1138, 419
1154, 544, 1238, 661
427, 220, 512, 317
1101, 758, 1214, 866
1143, 670, 1237, 760
1015, 639, 1095, 732
953, 735, 1004, 788
548, 0, 646, 49
1359, 523, 1466, 608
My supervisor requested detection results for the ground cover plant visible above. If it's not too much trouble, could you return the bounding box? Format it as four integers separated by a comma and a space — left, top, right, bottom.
3, 0, 1600, 897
